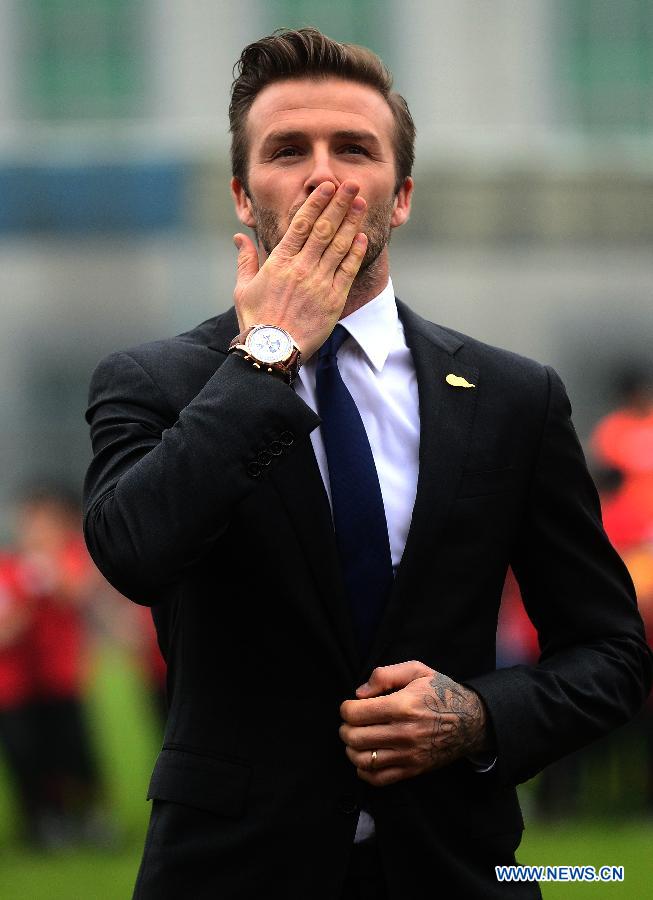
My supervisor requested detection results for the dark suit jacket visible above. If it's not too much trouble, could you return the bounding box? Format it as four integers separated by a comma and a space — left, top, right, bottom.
84, 299, 651, 899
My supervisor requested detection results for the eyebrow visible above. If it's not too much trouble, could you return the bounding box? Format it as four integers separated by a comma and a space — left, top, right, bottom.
260, 129, 383, 154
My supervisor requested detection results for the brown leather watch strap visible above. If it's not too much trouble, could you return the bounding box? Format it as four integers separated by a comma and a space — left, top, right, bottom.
228, 326, 302, 385
228, 326, 256, 349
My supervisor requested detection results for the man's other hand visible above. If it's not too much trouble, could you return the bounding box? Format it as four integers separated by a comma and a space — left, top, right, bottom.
233, 180, 368, 359
339, 661, 490, 786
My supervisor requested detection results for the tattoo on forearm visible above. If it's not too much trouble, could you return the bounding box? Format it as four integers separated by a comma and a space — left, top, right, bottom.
423, 673, 488, 765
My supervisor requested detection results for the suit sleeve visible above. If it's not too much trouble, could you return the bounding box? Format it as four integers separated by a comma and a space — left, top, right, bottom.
465, 366, 652, 786
83, 349, 320, 603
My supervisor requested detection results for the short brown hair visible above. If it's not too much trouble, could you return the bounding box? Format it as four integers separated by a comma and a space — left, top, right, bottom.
229, 28, 415, 195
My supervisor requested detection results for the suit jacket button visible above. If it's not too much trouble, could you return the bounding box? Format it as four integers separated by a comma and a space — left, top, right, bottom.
247, 461, 262, 478
268, 440, 283, 456
339, 795, 359, 815
257, 449, 273, 466
279, 430, 295, 446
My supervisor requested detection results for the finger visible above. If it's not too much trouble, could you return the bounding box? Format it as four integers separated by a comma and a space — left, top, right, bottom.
331, 233, 367, 297
275, 182, 336, 256
295, 181, 361, 262
356, 661, 436, 698
339, 722, 409, 751
340, 694, 398, 726
288, 181, 359, 266
345, 745, 402, 771
318, 195, 367, 273
233, 233, 260, 293
356, 765, 410, 787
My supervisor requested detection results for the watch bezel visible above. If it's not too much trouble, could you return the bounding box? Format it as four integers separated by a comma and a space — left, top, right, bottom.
244, 324, 294, 364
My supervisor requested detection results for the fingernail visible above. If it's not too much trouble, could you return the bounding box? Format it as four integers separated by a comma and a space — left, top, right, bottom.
344, 183, 358, 195
233, 235, 241, 249
352, 197, 365, 212
320, 182, 335, 196
357, 682, 369, 692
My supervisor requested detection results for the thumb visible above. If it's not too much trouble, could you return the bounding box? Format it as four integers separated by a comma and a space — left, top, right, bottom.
233, 233, 259, 290
356, 661, 435, 698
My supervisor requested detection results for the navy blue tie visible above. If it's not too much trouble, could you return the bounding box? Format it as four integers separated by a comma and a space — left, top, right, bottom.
315, 325, 394, 657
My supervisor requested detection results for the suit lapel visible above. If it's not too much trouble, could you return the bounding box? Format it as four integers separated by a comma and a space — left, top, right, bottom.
209, 309, 359, 682
363, 300, 479, 671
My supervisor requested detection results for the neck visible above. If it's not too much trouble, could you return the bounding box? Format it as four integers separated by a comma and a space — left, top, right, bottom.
339, 249, 390, 319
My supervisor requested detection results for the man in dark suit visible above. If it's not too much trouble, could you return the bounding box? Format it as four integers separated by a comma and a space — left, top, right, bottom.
83, 28, 651, 900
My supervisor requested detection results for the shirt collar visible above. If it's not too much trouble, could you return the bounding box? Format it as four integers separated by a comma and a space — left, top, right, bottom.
338, 277, 398, 373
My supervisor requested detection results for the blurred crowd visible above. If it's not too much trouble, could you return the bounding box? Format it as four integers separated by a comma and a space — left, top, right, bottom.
0, 485, 165, 851
0, 370, 652, 851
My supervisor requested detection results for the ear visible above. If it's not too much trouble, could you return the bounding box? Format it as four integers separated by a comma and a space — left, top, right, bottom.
390, 176, 414, 229
231, 177, 256, 229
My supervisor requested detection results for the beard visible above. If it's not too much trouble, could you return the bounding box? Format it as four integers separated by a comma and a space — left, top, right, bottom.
250, 195, 394, 276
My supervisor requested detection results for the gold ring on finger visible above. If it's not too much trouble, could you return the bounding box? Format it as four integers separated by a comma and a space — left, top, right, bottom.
370, 750, 378, 770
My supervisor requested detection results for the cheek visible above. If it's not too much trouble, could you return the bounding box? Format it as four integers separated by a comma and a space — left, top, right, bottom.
254, 187, 296, 223
249, 166, 301, 202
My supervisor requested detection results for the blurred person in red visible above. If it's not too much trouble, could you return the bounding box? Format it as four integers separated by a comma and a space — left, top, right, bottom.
496, 568, 539, 670
592, 368, 653, 546
12, 483, 115, 848
0, 551, 41, 842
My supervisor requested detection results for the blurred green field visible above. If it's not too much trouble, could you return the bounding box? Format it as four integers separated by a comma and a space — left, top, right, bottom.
0, 648, 651, 899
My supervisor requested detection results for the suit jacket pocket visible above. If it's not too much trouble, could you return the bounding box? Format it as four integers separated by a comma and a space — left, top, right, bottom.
458, 467, 514, 499
147, 747, 251, 817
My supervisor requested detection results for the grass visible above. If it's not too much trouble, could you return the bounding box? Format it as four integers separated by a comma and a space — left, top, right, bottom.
0, 648, 651, 899
0, 850, 144, 900
520, 822, 653, 897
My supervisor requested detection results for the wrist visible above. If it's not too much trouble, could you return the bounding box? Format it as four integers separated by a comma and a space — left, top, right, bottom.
463, 687, 493, 756
228, 324, 302, 385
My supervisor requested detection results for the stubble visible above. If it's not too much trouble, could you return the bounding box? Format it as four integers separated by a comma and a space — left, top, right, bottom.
251, 197, 395, 280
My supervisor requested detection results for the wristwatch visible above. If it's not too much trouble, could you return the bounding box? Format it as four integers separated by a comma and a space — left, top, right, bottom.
228, 324, 302, 385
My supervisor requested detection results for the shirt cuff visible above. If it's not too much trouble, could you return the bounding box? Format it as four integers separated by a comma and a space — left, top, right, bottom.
467, 753, 497, 773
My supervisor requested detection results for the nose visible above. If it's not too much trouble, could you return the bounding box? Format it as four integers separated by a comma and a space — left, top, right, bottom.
303, 147, 340, 196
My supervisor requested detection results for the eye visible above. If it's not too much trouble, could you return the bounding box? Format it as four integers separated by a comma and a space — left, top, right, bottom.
272, 147, 301, 159
341, 145, 369, 156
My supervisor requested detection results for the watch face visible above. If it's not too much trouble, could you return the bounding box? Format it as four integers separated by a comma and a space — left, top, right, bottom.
247, 326, 293, 363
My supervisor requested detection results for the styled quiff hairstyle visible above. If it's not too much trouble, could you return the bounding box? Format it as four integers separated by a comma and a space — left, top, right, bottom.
229, 27, 415, 195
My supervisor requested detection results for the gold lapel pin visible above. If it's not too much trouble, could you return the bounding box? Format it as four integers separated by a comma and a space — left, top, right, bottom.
446, 373, 476, 389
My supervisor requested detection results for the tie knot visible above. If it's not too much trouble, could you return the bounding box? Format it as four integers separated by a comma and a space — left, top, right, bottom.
318, 324, 350, 361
